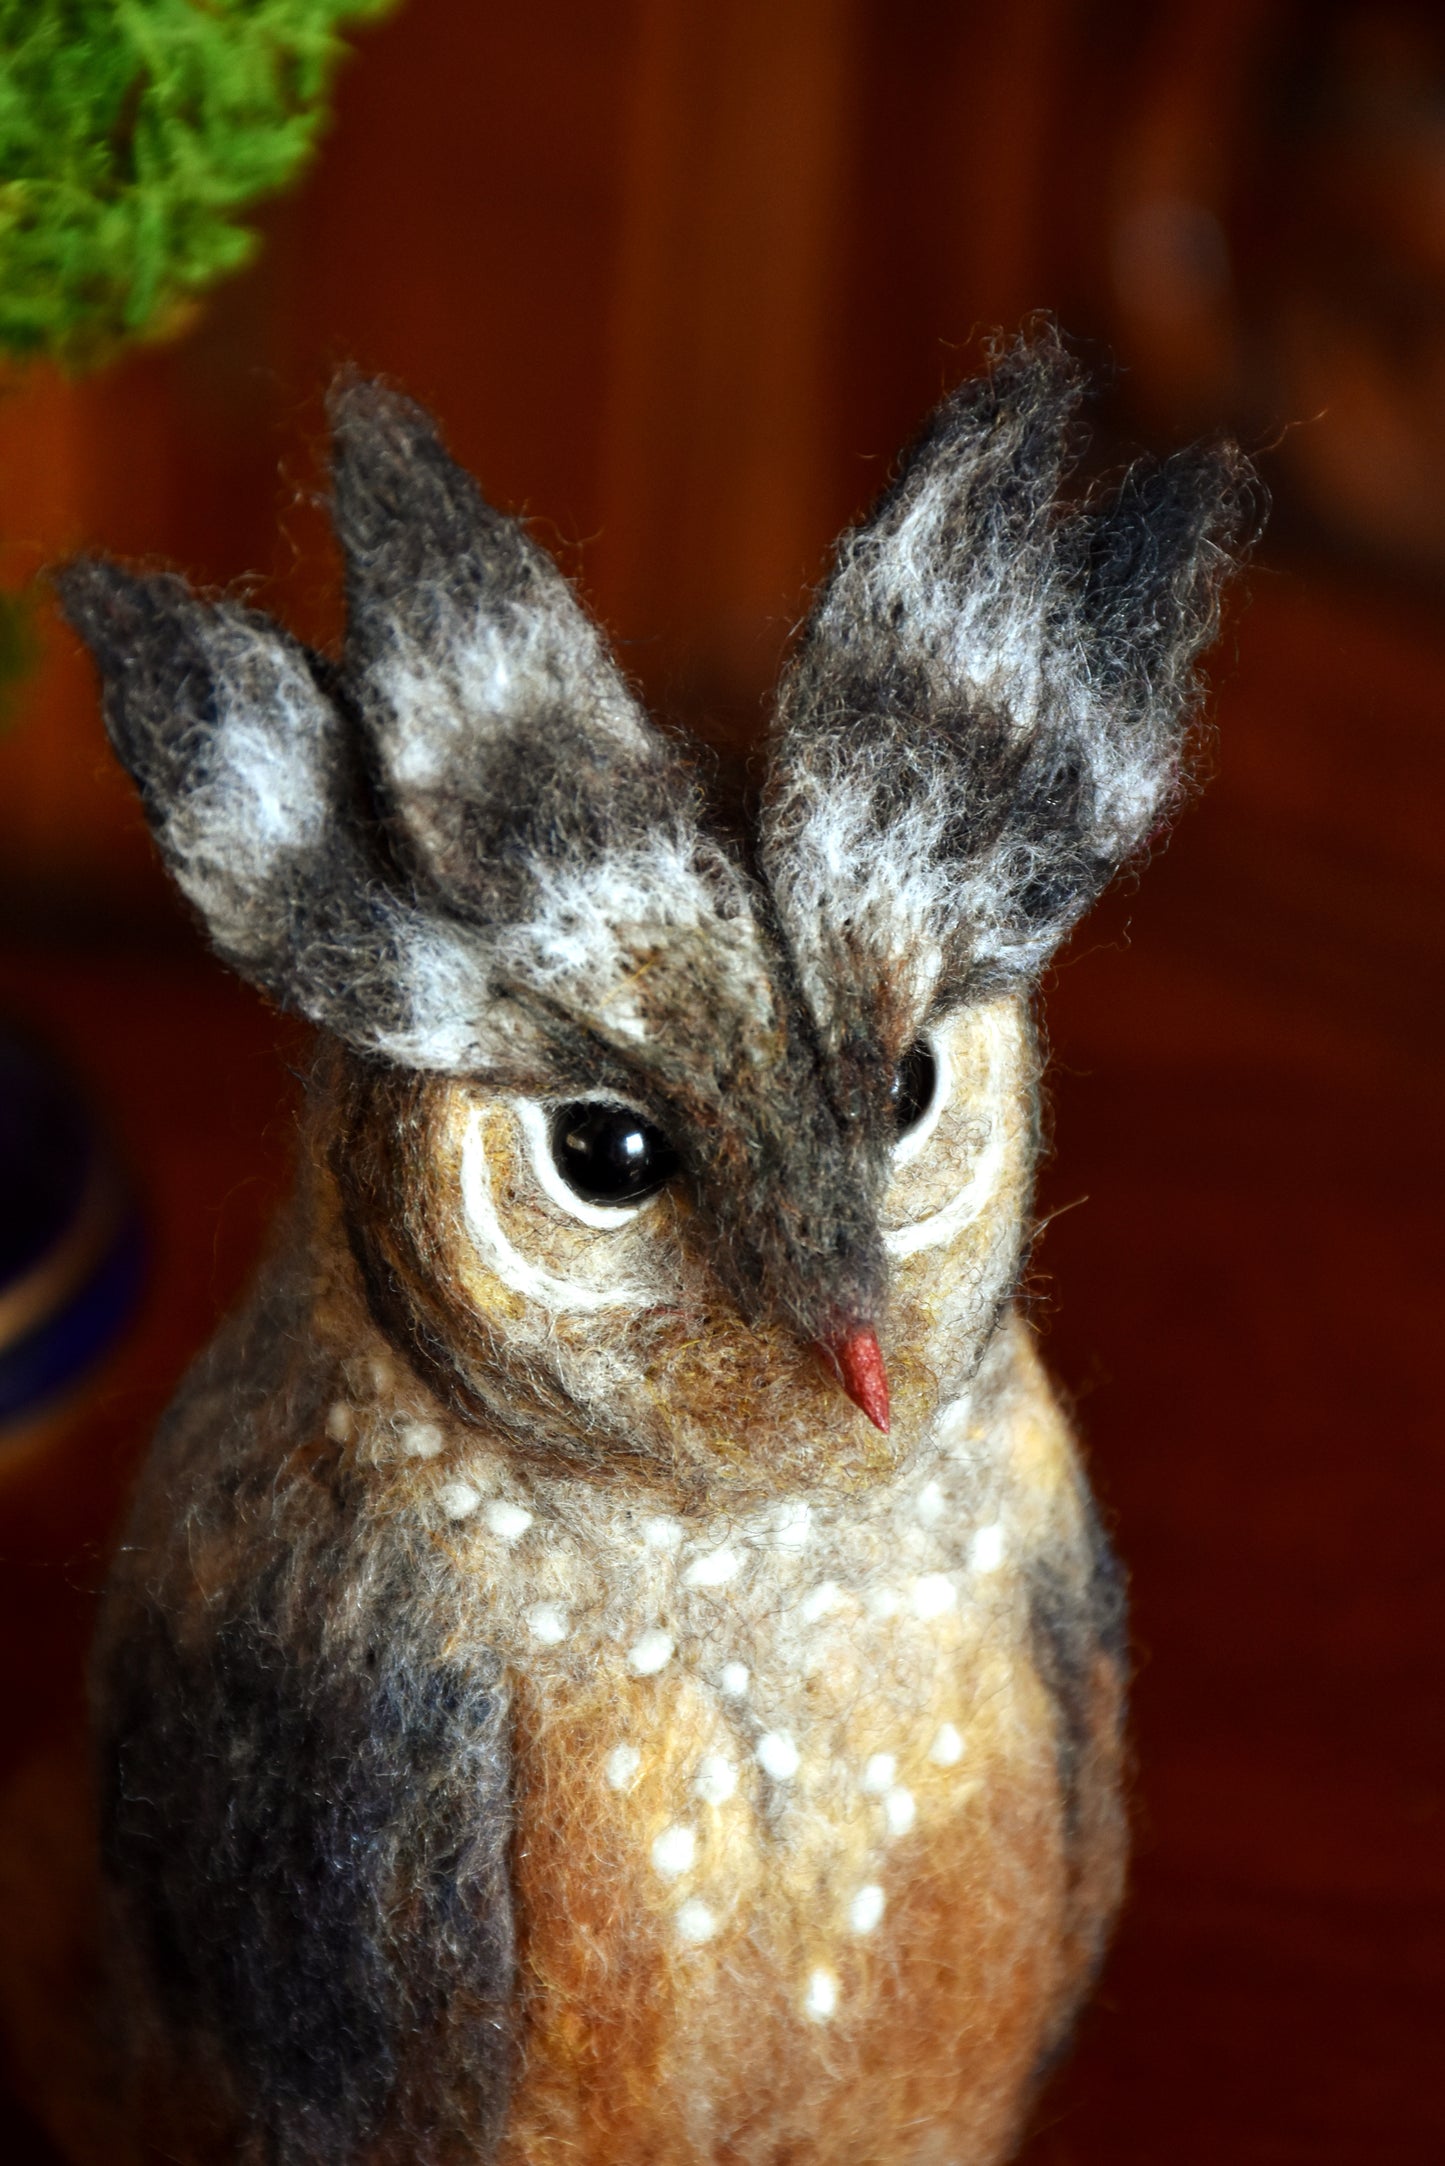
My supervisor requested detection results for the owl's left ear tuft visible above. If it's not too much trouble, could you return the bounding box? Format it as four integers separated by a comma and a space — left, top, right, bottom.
1078, 436, 1259, 724
759, 328, 1262, 1040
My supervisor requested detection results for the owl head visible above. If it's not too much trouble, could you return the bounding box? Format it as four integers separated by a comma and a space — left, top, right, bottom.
57, 335, 1250, 1504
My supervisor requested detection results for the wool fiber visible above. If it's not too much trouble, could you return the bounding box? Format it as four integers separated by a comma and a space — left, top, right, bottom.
51, 333, 1251, 2166
762, 328, 1257, 1047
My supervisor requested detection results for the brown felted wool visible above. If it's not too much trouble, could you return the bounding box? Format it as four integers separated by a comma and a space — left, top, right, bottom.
51, 330, 1254, 2166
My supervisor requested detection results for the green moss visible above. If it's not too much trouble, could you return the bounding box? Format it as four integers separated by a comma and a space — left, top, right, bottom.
0, 0, 396, 366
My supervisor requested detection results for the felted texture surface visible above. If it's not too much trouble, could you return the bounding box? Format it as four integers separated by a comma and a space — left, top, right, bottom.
52, 334, 1249, 2164
0, 0, 395, 363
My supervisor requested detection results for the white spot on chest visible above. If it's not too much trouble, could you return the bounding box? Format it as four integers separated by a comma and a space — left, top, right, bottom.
800, 1580, 842, 1622
527, 1603, 569, 1644
756, 1732, 801, 1781
929, 1722, 965, 1767
401, 1420, 444, 1459
486, 1498, 533, 1540
912, 1572, 957, 1620
849, 1883, 886, 1934
774, 1502, 812, 1550
651, 1823, 696, 1877
884, 1786, 916, 1837
438, 1480, 482, 1521
628, 1628, 675, 1676
683, 1546, 741, 1588
916, 1479, 945, 1526
693, 1753, 737, 1805
970, 1522, 1006, 1573
606, 1744, 641, 1791
675, 1898, 717, 1944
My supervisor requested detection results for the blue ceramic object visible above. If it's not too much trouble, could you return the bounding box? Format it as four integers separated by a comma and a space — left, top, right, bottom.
0, 1028, 143, 1427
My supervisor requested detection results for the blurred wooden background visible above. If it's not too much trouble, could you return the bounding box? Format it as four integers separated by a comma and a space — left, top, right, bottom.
1, 0, 1442, 2159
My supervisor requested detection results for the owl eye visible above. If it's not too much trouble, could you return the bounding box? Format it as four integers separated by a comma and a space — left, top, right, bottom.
891, 1041, 938, 1135
550, 1103, 680, 1205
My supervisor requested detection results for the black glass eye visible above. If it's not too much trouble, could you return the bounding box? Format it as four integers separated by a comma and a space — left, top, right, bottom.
550, 1102, 680, 1205
891, 1040, 938, 1135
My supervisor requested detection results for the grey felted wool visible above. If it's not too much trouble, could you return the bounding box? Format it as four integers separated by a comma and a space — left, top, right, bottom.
53, 329, 1253, 2166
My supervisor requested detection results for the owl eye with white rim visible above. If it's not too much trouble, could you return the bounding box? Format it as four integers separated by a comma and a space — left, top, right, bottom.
890, 1031, 950, 1166
513, 1097, 680, 1230
883, 1011, 1012, 1258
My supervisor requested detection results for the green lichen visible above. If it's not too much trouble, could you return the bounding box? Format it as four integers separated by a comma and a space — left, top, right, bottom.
0, 0, 395, 367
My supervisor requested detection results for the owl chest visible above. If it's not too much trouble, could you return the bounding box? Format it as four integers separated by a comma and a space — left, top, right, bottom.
489, 1513, 1071, 2166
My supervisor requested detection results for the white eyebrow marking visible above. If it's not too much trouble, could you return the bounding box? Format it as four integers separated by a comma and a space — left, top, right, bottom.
460, 1106, 651, 1312
884, 1015, 1009, 1258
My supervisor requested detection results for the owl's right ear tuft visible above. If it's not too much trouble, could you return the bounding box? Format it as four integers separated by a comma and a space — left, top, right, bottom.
50, 555, 484, 1066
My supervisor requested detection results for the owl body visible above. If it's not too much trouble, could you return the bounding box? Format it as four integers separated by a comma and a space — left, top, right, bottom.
454, 1321, 1120, 2166
61, 338, 1248, 2164
104, 1078, 1117, 2166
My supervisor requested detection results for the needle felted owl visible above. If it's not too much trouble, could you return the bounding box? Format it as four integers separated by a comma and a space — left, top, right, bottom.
56, 334, 1249, 2166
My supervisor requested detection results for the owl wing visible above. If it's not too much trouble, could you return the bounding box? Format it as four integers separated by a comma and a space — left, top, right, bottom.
92, 1280, 516, 2163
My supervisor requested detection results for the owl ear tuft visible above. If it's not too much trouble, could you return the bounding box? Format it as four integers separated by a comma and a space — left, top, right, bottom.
328, 373, 685, 919
56, 388, 779, 1083
759, 328, 1260, 1038
53, 557, 349, 987
323, 376, 774, 1083
51, 555, 497, 1066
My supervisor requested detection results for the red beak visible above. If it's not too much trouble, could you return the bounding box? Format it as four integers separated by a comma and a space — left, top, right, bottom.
818, 1326, 890, 1433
